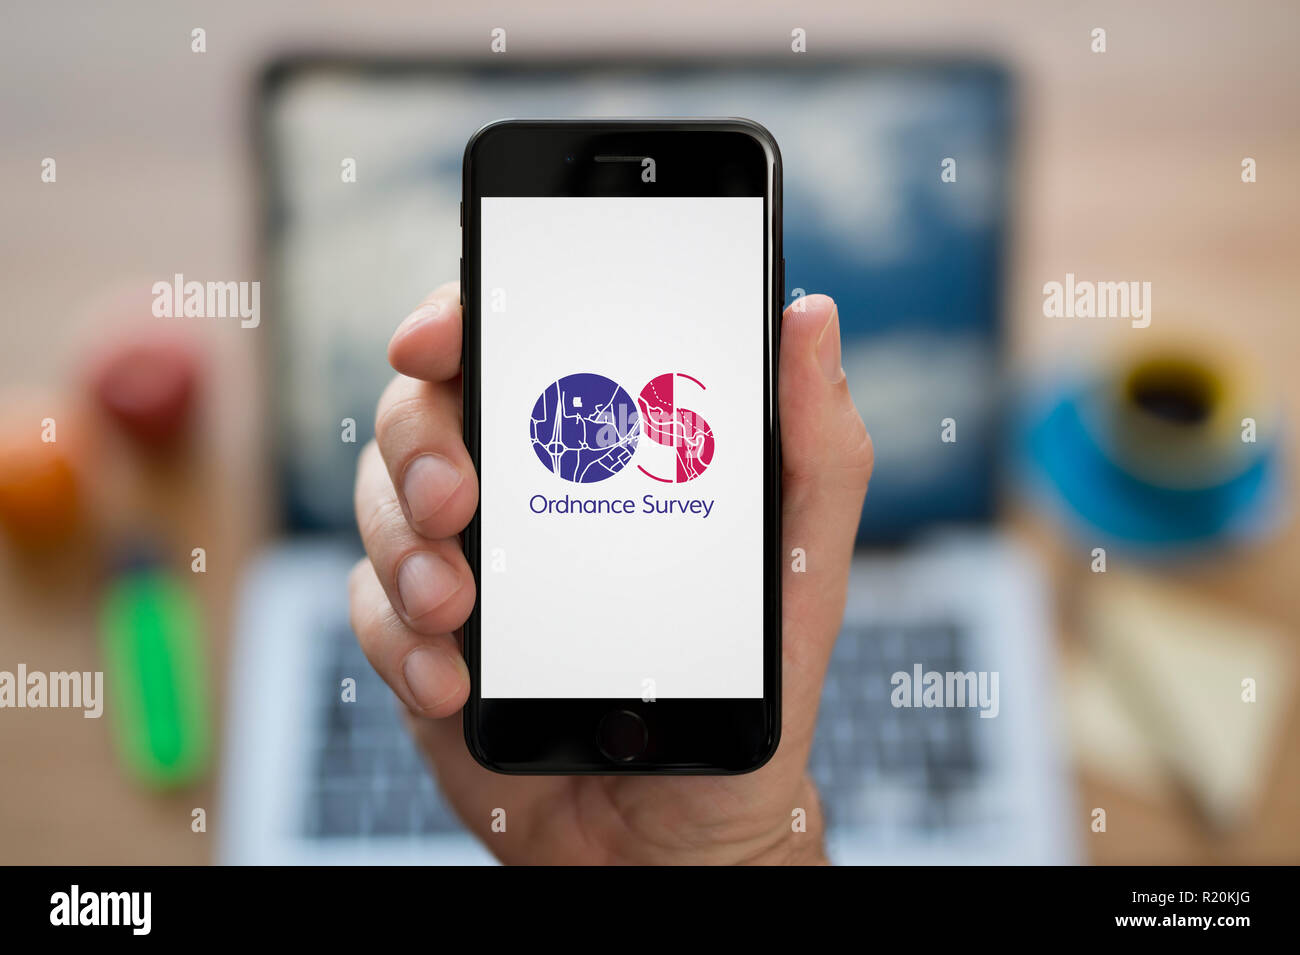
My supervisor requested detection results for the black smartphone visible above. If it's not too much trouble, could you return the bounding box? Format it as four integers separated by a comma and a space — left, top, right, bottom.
460, 119, 782, 773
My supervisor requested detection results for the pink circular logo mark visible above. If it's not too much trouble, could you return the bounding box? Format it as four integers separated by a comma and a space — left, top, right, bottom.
636, 372, 715, 483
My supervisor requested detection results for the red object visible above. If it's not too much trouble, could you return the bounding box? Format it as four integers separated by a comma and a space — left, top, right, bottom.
90, 341, 198, 446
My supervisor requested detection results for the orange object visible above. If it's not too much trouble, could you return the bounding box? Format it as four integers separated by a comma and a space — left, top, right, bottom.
0, 437, 80, 547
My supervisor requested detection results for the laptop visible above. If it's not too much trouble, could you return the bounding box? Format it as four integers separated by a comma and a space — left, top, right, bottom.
220, 56, 1077, 865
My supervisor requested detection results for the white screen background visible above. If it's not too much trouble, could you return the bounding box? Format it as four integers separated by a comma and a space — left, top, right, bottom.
480, 196, 765, 698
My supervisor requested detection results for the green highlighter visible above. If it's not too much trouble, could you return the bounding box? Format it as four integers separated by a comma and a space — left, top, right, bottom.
100, 559, 210, 787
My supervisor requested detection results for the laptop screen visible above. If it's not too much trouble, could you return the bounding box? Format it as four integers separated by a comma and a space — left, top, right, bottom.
258, 58, 1011, 542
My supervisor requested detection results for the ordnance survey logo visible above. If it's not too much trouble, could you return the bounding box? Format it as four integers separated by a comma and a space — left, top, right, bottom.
529, 371, 714, 484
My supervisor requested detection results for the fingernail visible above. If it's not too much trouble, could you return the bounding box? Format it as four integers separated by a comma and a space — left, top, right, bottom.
402, 645, 460, 711
403, 453, 463, 524
396, 551, 462, 621
816, 304, 845, 383
394, 300, 443, 339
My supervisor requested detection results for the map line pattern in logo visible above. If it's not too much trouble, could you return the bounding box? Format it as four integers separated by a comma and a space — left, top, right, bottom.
636, 371, 715, 483
528, 373, 640, 483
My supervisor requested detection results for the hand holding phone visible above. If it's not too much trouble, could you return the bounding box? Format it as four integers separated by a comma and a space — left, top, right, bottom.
349, 120, 872, 862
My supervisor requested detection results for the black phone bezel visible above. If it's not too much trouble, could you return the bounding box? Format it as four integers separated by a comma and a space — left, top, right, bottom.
461, 118, 783, 774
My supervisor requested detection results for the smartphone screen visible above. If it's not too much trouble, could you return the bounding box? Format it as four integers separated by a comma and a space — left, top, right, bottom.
479, 194, 764, 698
463, 121, 781, 772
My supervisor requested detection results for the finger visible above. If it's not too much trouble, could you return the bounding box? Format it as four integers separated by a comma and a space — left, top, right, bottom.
354, 440, 477, 634
348, 558, 470, 717
775, 294, 873, 764
388, 282, 463, 382
374, 373, 478, 540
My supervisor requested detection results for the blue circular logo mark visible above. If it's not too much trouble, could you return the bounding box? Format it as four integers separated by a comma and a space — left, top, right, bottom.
529, 373, 640, 483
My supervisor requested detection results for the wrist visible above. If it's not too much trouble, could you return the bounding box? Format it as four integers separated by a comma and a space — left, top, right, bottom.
745, 776, 831, 865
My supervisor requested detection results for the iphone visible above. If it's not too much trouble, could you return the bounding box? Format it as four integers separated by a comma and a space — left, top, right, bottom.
461, 119, 782, 773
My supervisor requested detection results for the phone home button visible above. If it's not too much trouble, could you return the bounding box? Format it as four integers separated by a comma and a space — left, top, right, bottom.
596, 709, 648, 762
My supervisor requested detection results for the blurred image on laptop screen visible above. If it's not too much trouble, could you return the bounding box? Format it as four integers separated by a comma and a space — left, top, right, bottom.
261, 59, 1011, 541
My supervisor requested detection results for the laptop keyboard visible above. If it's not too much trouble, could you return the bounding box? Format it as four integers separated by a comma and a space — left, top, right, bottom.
809, 619, 984, 834
304, 626, 462, 837
304, 617, 984, 839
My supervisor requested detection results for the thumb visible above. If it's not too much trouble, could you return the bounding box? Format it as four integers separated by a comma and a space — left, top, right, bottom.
775, 293, 873, 765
